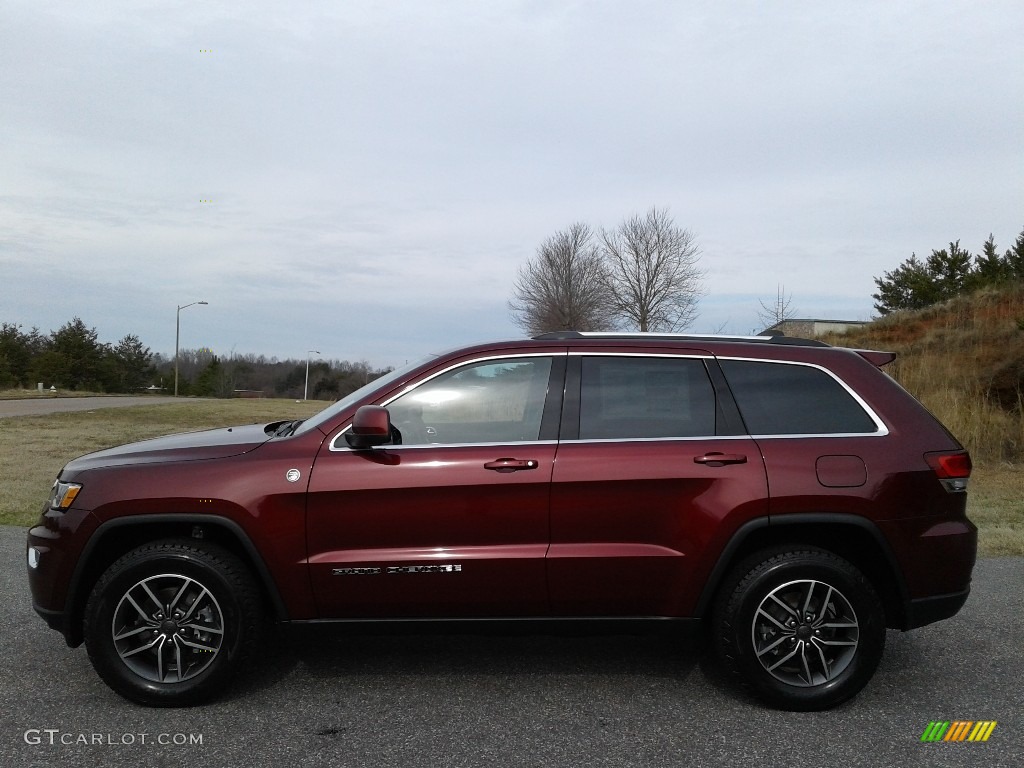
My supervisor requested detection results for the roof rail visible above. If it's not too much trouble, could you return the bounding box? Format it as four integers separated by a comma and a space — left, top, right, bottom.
531, 331, 830, 347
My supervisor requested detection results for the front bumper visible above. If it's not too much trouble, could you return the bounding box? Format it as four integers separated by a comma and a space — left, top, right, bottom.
26, 507, 99, 647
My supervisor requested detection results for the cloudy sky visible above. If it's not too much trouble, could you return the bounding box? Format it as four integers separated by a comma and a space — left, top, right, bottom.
2, 0, 1022, 367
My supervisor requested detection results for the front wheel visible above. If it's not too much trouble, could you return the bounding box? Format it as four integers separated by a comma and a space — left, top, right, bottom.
712, 548, 886, 711
84, 539, 263, 707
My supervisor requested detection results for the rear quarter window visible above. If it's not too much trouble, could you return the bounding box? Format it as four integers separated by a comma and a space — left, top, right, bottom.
719, 359, 879, 435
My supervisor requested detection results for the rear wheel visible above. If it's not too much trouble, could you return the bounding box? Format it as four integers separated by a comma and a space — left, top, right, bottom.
712, 547, 885, 711
84, 539, 263, 707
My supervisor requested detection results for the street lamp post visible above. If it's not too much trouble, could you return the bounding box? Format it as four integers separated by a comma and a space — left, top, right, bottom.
304, 350, 321, 401
175, 301, 209, 396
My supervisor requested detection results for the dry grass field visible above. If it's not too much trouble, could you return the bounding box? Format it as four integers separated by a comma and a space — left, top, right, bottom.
823, 283, 1024, 465
0, 399, 323, 528
0, 397, 1019, 555
820, 284, 1024, 556
966, 465, 1024, 556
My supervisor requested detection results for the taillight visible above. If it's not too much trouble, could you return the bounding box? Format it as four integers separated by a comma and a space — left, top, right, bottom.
924, 451, 971, 493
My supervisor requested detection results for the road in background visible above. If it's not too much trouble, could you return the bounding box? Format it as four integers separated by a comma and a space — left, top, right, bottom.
1, 526, 1019, 767
0, 397, 181, 418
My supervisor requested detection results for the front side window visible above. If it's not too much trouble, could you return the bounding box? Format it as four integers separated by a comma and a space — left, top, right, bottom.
579, 356, 716, 439
719, 359, 880, 435
385, 357, 553, 445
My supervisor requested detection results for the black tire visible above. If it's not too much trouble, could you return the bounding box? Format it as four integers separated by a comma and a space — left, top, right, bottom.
84, 539, 263, 707
711, 547, 886, 711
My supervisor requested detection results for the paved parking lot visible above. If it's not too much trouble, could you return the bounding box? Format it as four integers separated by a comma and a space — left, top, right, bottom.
1, 525, 1019, 767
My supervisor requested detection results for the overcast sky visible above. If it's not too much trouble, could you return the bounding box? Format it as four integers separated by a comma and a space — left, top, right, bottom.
2, 0, 1022, 367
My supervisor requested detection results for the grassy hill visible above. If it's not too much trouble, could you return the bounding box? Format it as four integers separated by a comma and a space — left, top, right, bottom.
819, 284, 1023, 556
822, 282, 1024, 465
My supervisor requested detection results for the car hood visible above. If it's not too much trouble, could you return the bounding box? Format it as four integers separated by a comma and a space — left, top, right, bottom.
63, 423, 273, 472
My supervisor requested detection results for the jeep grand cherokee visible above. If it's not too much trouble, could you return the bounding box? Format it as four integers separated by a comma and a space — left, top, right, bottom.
26, 332, 976, 710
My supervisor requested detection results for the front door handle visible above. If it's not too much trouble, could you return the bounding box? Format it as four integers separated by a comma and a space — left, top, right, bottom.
484, 458, 539, 473
693, 453, 747, 466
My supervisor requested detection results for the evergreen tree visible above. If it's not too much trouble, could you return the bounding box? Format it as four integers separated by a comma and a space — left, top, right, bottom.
872, 254, 939, 314
109, 335, 154, 392
0, 323, 45, 388
35, 318, 105, 390
193, 356, 228, 397
873, 230, 1023, 315
1006, 226, 1024, 280
925, 241, 973, 298
972, 234, 1011, 287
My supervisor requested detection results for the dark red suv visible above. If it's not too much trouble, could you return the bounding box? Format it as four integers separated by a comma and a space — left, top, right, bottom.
26, 332, 976, 710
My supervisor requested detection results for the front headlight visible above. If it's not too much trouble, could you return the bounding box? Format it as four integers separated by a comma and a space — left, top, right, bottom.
48, 480, 82, 511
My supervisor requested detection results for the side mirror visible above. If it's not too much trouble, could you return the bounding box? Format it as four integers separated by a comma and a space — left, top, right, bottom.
345, 405, 392, 449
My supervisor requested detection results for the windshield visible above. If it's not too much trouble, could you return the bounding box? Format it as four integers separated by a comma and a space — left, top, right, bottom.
292, 355, 435, 437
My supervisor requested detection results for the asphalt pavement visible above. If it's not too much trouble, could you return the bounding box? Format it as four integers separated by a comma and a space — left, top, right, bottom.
0, 396, 181, 418
0, 525, 1019, 768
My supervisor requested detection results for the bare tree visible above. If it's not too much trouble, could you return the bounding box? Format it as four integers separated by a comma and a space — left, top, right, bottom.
757, 284, 797, 331
600, 208, 704, 332
509, 223, 615, 335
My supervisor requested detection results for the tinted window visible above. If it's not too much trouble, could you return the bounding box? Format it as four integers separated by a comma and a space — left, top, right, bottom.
719, 360, 878, 435
579, 357, 716, 439
386, 357, 552, 445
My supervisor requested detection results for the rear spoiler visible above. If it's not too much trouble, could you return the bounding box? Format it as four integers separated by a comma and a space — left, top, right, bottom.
854, 349, 897, 367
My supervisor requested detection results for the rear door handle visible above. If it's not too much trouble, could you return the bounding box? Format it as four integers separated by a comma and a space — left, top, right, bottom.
484, 458, 539, 473
693, 453, 747, 466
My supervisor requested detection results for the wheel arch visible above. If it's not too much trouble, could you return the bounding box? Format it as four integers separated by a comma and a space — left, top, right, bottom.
62, 514, 288, 647
695, 514, 909, 629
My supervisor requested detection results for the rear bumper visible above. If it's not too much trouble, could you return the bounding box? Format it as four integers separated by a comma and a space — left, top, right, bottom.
902, 588, 971, 630
878, 514, 977, 629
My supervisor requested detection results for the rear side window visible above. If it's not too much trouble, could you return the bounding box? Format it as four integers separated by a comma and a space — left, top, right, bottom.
579, 356, 716, 439
719, 360, 879, 435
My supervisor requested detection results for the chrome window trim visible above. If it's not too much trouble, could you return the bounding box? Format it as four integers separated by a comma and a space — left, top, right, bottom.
715, 355, 889, 437
559, 432, 886, 445
329, 350, 888, 450
328, 352, 564, 452
568, 351, 887, 439
748, 432, 888, 440
560, 435, 748, 444
330, 439, 559, 453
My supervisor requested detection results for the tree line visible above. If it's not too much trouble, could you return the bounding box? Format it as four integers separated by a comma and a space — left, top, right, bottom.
0, 318, 391, 399
509, 207, 704, 334
1, 319, 152, 393
872, 227, 1024, 315
172, 350, 390, 400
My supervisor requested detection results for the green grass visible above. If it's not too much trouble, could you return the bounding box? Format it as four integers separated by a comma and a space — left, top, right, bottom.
1, 400, 1020, 556
0, 399, 324, 527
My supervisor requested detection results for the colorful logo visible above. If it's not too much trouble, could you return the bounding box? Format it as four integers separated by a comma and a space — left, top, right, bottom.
920, 721, 997, 743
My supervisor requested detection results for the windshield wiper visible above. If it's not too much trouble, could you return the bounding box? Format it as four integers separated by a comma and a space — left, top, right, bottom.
266, 419, 303, 437
274, 420, 303, 437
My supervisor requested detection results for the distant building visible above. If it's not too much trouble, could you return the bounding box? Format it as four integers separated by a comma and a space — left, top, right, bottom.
767, 319, 870, 339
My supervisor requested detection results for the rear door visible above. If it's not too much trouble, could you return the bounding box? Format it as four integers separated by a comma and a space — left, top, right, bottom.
547, 350, 769, 616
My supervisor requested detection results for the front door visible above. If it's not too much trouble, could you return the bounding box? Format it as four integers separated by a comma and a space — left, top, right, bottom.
306, 354, 563, 618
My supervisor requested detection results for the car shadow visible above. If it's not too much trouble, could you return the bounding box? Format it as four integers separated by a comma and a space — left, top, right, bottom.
227, 622, 722, 701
